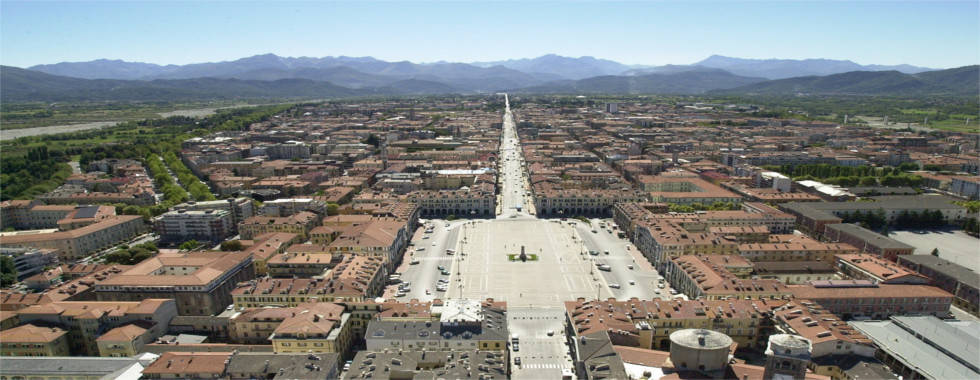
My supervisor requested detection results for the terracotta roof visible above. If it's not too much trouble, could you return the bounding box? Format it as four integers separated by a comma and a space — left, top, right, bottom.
0, 324, 66, 343
141, 351, 231, 375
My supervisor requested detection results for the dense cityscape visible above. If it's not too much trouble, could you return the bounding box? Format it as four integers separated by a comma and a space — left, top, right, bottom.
0, 92, 977, 379
2, 1, 979, 379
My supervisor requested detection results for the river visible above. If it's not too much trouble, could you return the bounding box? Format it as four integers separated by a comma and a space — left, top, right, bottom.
0, 103, 274, 141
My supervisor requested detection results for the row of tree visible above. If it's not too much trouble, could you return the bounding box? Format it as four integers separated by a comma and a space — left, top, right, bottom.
162, 151, 215, 201
145, 153, 189, 206
667, 202, 741, 213
840, 209, 949, 230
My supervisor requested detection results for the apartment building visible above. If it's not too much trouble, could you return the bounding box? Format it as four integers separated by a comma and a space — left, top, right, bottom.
0, 247, 60, 281
266, 245, 339, 278
835, 253, 930, 284
533, 185, 647, 217
172, 197, 255, 229
823, 223, 915, 261
0, 215, 146, 261
782, 195, 968, 236
637, 174, 742, 205
243, 232, 301, 276
634, 219, 740, 268
259, 197, 326, 217
898, 255, 980, 316
364, 298, 509, 352
270, 302, 356, 358
238, 211, 320, 240
788, 280, 953, 320
232, 256, 385, 308
347, 349, 508, 379
94, 251, 255, 316
666, 255, 792, 301
13, 298, 177, 356
564, 297, 784, 351
141, 351, 340, 380
0, 324, 71, 357
950, 175, 980, 199
738, 240, 859, 262
751, 261, 838, 285
0, 203, 117, 231
771, 300, 882, 379
156, 209, 235, 244
327, 218, 408, 271
406, 182, 496, 218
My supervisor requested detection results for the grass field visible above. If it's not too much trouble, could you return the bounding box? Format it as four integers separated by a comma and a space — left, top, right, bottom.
898, 109, 979, 133
0, 100, 263, 130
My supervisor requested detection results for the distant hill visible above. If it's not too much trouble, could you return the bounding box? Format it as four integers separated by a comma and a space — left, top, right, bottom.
0, 65, 359, 102
8, 56, 974, 102
694, 55, 936, 79
517, 68, 766, 94
27, 54, 553, 92
716, 65, 979, 96
27, 59, 179, 80
218, 66, 400, 89
370, 79, 458, 95
472, 54, 632, 80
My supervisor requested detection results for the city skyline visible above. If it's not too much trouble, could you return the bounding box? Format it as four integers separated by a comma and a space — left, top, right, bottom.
2, 1, 978, 68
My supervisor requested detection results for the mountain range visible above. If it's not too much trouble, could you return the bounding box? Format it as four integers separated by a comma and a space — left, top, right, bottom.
3, 54, 976, 102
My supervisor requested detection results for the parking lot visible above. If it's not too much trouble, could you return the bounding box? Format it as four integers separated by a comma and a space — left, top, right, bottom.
889, 228, 980, 272
446, 218, 613, 307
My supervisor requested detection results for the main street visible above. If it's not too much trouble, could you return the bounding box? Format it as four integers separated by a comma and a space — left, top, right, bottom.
497, 94, 534, 218
387, 95, 668, 378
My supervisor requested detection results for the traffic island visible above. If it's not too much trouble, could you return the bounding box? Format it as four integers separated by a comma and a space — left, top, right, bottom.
507, 246, 539, 262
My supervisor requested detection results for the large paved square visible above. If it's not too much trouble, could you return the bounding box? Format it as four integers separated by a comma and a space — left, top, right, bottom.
447, 219, 612, 307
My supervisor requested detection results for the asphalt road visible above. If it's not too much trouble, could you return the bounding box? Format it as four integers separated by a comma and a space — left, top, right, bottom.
573, 218, 672, 300
384, 219, 467, 301
497, 96, 533, 218
508, 307, 575, 379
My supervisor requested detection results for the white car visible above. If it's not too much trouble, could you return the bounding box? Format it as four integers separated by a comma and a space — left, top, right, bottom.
609, 283, 621, 289
629, 280, 635, 285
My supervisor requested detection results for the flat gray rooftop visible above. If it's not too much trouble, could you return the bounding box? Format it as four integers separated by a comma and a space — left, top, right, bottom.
850, 316, 980, 379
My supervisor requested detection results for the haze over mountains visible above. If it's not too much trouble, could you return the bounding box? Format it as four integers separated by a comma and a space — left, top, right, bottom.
3, 54, 976, 102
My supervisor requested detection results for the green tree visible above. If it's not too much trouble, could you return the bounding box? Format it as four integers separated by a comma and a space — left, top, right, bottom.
1, 255, 18, 287
931, 248, 940, 256
220, 240, 244, 251
326, 203, 340, 216
179, 240, 201, 251
363, 134, 381, 148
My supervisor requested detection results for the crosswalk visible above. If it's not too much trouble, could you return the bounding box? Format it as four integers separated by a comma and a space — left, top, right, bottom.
519, 363, 570, 370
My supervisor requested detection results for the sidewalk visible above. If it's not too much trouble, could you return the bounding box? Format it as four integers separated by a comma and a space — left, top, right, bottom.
623, 241, 656, 272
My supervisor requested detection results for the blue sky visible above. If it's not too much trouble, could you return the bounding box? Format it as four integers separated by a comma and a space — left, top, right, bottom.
1, 1, 977, 68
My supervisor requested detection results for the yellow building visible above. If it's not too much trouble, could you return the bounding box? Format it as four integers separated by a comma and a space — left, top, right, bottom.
96, 323, 154, 357
238, 211, 319, 240
0, 324, 70, 356
270, 302, 355, 359
565, 298, 785, 352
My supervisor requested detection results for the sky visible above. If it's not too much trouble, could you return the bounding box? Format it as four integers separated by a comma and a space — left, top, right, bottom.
1, 1, 977, 69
